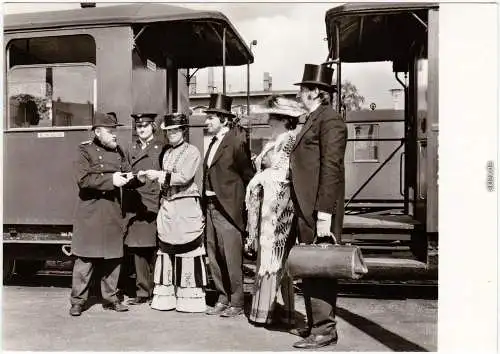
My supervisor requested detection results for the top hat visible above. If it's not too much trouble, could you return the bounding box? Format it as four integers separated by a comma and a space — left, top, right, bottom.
204, 93, 236, 118
160, 113, 188, 130
294, 64, 337, 92
92, 112, 123, 129
131, 113, 157, 124
252, 95, 307, 118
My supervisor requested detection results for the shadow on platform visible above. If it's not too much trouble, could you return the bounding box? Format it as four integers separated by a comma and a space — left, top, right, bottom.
336, 306, 430, 352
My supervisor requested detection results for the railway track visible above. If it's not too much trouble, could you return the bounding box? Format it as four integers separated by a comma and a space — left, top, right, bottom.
6, 260, 437, 300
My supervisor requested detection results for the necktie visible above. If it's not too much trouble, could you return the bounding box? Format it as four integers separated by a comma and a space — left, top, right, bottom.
203, 136, 218, 194
204, 136, 218, 169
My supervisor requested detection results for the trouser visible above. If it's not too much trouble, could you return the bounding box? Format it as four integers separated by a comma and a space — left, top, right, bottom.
70, 257, 121, 306
297, 215, 338, 335
205, 199, 244, 308
129, 247, 155, 298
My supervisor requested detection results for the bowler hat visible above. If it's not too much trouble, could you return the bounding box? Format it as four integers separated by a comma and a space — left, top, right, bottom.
204, 93, 236, 118
131, 113, 157, 124
92, 112, 123, 129
160, 113, 188, 130
294, 64, 337, 92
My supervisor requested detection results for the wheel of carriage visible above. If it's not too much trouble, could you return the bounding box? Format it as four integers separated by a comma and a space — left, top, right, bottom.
14, 260, 45, 277
3, 257, 15, 284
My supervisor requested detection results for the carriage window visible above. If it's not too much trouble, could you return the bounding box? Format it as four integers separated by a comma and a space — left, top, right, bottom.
7, 35, 96, 129
353, 124, 379, 162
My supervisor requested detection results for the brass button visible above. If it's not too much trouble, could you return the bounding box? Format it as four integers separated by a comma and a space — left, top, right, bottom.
100, 164, 104, 168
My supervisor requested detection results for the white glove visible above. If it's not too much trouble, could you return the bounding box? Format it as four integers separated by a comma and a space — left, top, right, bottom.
316, 219, 332, 237
143, 170, 165, 182
112, 172, 131, 187
316, 211, 332, 237
136, 170, 148, 183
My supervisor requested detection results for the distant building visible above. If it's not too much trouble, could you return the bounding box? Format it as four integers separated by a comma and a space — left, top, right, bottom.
189, 89, 297, 117
189, 71, 291, 116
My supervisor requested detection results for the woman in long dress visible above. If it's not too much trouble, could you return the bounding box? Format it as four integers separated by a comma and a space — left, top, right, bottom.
138, 113, 207, 313
244, 95, 306, 326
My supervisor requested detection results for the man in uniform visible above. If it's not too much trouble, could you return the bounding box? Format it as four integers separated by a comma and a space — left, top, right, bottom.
203, 93, 255, 317
69, 112, 133, 316
122, 113, 163, 305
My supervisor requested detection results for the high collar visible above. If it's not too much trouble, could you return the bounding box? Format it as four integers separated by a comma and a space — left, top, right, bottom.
171, 140, 186, 149
137, 135, 154, 147
307, 100, 321, 114
215, 126, 230, 140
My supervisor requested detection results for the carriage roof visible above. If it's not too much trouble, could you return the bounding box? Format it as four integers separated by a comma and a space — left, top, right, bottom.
325, 2, 438, 63
4, 3, 253, 68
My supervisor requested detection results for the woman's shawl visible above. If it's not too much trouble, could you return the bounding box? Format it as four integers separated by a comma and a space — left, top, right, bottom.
245, 131, 296, 275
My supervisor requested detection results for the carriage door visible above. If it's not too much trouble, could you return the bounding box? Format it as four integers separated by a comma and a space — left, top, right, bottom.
414, 56, 428, 228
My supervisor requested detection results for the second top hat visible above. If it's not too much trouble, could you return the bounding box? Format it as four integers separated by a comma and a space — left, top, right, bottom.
294, 64, 337, 92
204, 93, 236, 118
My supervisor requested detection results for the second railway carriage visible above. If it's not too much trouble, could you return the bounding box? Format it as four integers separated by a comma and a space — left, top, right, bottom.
323, 2, 439, 278
3, 3, 253, 281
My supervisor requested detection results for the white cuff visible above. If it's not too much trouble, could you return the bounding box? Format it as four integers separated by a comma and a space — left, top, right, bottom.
317, 211, 332, 221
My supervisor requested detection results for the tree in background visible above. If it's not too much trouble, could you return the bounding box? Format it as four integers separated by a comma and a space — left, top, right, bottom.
333, 80, 365, 113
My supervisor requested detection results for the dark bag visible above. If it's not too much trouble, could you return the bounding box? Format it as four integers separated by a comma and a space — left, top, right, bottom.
286, 234, 368, 280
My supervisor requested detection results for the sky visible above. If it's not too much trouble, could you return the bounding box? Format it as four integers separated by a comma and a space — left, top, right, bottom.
2, 1, 404, 109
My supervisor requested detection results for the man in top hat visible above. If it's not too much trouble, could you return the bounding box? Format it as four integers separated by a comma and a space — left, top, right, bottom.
121, 113, 164, 305
289, 64, 347, 348
203, 93, 255, 317
69, 112, 134, 316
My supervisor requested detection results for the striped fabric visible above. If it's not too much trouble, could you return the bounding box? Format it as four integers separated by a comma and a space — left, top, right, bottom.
151, 250, 208, 312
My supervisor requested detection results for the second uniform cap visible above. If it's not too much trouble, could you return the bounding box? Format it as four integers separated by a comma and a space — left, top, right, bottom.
131, 113, 157, 124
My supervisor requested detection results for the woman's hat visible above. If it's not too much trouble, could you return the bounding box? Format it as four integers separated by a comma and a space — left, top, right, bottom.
131, 113, 157, 124
294, 63, 337, 92
252, 95, 307, 118
160, 113, 188, 130
204, 93, 236, 118
92, 112, 123, 129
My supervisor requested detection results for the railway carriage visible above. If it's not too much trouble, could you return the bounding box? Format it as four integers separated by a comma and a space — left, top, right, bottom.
3, 3, 253, 281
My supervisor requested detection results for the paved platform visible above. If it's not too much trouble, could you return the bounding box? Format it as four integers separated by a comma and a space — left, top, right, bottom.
2, 281, 437, 351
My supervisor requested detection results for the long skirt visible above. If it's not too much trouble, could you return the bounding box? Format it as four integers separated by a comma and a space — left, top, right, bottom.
151, 250, 208, 312
249, 263, 295, 325
151, 197, 207, 312
246, 179, 296, 325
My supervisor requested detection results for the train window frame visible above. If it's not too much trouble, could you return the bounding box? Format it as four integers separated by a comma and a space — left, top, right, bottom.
353, 123, 379, 163
6, 62, 97, 131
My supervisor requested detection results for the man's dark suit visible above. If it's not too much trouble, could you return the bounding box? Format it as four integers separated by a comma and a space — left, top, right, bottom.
290, 104, 347, 335
204, 128, 254, 308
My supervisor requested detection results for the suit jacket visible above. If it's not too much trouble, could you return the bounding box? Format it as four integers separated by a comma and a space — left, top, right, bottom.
72, 138, 126, 258
290, 104, 347, 244
204, 128, 255, 233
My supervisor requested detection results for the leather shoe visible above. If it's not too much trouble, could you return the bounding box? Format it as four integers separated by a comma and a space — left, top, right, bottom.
103, 302, 129, 312
69, 304, 83, 316
292, 331, 338, 349
220, 306, 244, 318
206, 302, 228, 315
127, 297, 149, 305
